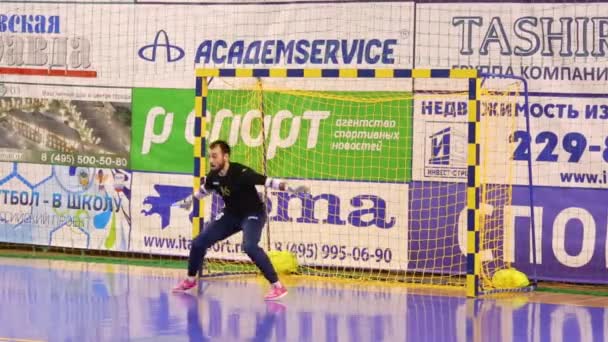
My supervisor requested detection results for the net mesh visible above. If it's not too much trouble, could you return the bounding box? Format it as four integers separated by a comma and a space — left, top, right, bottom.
478, 77, 524, 292
0, 0, 573, 295
200, 78, 413, 281
197, 73, 529, 293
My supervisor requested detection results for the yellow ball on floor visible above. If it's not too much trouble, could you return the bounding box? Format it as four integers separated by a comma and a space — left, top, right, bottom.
268, 250, 299, 274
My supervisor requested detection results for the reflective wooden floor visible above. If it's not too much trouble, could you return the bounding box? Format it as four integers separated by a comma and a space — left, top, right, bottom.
0, 257, 605, 342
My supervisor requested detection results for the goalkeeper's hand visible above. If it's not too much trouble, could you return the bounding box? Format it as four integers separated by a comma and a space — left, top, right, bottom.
178, 195, 193, 210
266, 178, 310, 194
289, 184, 310, 194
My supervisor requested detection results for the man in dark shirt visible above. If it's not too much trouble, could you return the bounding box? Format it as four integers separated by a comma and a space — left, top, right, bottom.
172, 140, 309, 300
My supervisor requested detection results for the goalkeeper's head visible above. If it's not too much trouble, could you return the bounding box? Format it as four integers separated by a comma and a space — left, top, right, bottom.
209, 140, 231, 172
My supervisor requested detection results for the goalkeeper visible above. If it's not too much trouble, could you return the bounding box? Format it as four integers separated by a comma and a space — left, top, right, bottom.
172, 140, 309, 300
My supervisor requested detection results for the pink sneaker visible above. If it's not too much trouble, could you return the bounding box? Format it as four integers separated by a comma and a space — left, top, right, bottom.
264, 285, 288, 301
172, 278, 197, 292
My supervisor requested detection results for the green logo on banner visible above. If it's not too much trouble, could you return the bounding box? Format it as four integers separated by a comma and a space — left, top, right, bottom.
132, 88, 412, 181
131, 88, 194, 173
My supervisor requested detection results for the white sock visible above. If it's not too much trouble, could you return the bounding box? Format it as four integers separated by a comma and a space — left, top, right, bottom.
187, 276, 195, 282
272, 281, 282, 288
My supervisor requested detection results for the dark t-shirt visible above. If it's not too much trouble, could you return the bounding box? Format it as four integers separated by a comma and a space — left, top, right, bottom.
203, 162, 267, 217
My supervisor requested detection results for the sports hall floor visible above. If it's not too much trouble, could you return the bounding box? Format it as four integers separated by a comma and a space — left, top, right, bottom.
0, 257, 605, 342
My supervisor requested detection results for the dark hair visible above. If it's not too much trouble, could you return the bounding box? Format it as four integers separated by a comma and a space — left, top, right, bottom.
209, 140, 231, 155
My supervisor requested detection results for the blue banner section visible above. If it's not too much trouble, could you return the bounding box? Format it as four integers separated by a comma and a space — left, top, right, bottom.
0, 162, 131, 251
409, 182, 608, 284
512, 186, 608, 284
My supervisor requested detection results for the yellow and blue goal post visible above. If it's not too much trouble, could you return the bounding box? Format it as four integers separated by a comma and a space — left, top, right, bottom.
192, 67, 535, 297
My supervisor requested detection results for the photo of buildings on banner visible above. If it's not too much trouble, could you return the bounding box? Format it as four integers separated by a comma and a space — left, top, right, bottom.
0, 97, 130, 155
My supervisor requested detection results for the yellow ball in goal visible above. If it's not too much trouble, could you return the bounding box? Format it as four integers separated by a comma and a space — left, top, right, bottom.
492, 268, 530, 289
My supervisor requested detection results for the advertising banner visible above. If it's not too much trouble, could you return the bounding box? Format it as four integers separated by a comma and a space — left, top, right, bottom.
132, 88, 412, 181
130, 171, 194, 257
131, 170, 408, 271
3, 1, 608, 286
415, 2, 608, 94
412, 94, 608, 189
411, 2, 608, 285
131, 88, 193, 173
0, 3, 413, 88
0, 4, 135, 86
0, 84, 131, 168
131, 171, 245, 260
409, 182, 608, 284
133, 2, 413, 87
0, 162, 131, 251
259, 180, 408, 271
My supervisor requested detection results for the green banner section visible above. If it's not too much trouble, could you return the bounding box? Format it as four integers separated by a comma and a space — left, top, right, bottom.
208, 89, 412, 182
131, 88, 194, 173
132, 88, 413, 181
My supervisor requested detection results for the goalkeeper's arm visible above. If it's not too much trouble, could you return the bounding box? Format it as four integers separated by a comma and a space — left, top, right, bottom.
264, 177, 310, 194
241, 167, 310, 194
